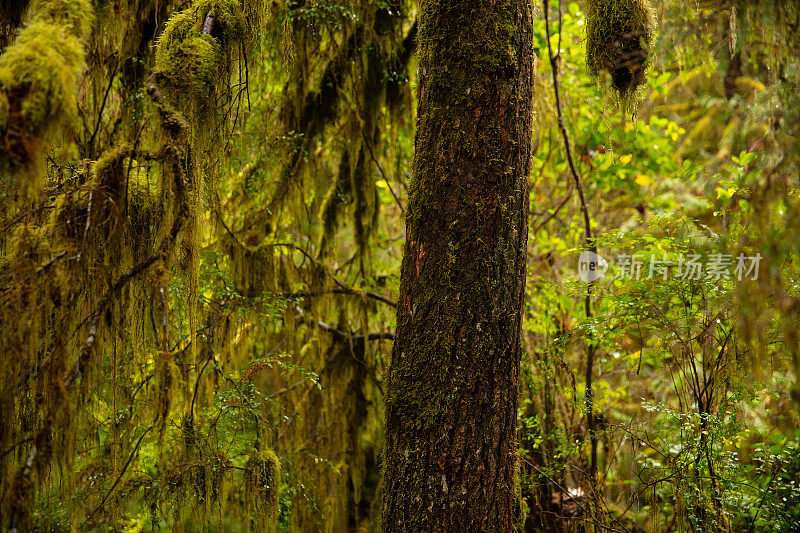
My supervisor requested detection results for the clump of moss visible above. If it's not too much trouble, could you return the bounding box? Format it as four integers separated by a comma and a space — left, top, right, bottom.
585, 0, 653, 99
154, 0, 247, 103
162, 36, 223, 96
0, 23, 83, 170
0, 0, 93, 189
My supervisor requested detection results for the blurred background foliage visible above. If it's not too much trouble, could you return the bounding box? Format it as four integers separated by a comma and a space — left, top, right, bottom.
0, 0, 798, 531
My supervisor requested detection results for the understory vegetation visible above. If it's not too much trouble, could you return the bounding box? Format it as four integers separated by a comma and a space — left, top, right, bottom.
0, 0, 798, 531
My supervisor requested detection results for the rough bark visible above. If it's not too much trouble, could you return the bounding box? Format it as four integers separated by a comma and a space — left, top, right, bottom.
381, 0, 534, 530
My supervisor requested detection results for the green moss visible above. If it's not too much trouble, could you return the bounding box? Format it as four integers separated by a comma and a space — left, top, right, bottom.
163, 36, 222, 96
126, 162, 163, 244
243, 448, 280, 532
30, 0, 93, 38
91, 146, 163, 251
0, 23, 83, 163
0, 0, 92, 188
319, 149, 353, 252
154, 0, 247, 103
585, 0, 653, 99
228, 241, 275, 297
153, 351, 179, 444
93, 144, 131, 191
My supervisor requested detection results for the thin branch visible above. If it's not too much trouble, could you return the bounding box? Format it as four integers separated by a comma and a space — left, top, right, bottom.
88, 59, 120, 158
330, 276, 397, 308
77, 190, 93, 263
214, 215, 399, 309
202, 11, 216, 35
532, 182, 573, 234
146, 72, 166, 106
272, 242, 398, 307
294, 306, 395, 342
543, 1, 594, 247
523, 457, 629, 533
543, 0, 600, 480
0, 437, 34, 461
266, 377, 312, 398
72, 253, 162, 350
84, 425, 154, 524
8, 442, 39, 533
361, 128, 404, 214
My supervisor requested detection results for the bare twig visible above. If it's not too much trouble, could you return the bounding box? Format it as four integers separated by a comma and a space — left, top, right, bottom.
77, 190, 93, 262
8, 442, 40, 533
532, 182, 573, 234
523, 457, 628, 533
202, 11, 216, 35
266, 377, 312, 398
330, 275, 398, 308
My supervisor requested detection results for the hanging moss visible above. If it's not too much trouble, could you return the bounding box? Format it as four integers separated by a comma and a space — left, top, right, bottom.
227, 240, 276, 297
94, 144, 131, 193
1, 0, 407, 529
243, 448, 280, 532
153, 351, 179, 443
585, 0, 653, 99
319, 149, 354, 252
29, 0, 93, 38
127, 164, 164, 253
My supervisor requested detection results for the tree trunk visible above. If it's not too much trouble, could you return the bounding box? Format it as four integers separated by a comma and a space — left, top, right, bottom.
381, 0, 534, 530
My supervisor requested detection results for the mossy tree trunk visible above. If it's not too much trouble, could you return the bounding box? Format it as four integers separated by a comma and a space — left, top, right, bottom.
381, 0, 533, 530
